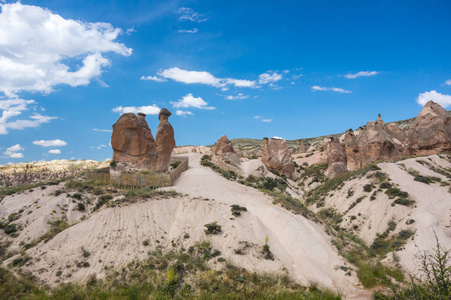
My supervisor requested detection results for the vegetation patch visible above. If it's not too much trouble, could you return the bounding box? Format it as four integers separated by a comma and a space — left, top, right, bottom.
204, 222, 222, 235
200, 155, 237, 180
230, 205, 247, 217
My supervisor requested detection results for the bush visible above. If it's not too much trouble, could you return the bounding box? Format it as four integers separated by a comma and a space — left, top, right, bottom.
4, 224, 17, 235
204, 222, 222, 235
77, 203, 85, 211
380, 182, 392, 189
374, 235, 451, 299
385, 188, 408, 198
363, 184, 373, 192
230, 205, 247, 217
72, 193, 82, 200
170, 161, 181, 169
109, 160, 117, 168
393, 198, 412, 206
414, 175, 434, 184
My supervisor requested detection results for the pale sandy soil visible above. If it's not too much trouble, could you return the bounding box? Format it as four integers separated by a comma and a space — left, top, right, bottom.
1, 153, 369, 299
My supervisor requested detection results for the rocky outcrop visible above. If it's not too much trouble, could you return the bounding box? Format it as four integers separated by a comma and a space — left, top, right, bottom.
298, 140, 311, 153
262, 137, 295, 177
155, 108, 176, 172
406, 100, 451, 156
323, 137, 347, 177
341, 129, 361, 170
211, 135, 242, 174
111, 112, 157, 171
340, 115, 401, 171
111, 109, 176, 173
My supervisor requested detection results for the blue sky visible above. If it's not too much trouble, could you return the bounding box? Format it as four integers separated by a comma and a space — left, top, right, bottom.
1, 0, 450, 163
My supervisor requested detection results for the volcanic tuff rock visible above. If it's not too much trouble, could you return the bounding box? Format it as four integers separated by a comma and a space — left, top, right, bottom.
262, 137, 295, 177
211, 135, 242, 174
155, 108, 176, 172
406, 100, 451, 156
340, 115, 401, 170
111, 112, 157, 171
298, 140, 311, 153
323, 137, 347, 177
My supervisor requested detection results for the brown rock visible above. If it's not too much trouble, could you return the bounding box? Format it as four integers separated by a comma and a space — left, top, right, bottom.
298, 140, 311, 153
406, 100, 451, 156
262, 137, 295, 177
341, 129, 361, 170
111, 112, 156, 170
155, 108, 176, 172
324, 137, 347, 177
212, 135, 242, 174
355, 117, 401, 166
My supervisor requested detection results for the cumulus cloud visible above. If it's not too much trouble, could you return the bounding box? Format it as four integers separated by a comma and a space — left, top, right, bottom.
344, 71, 379, 79
157, 67, 256, 89
140, 76, 166, 82
0, 2, 132, 97
170, 93, 215, 110
272, 136, 283, 140
177, 28, 198, 33
254, 116, 262, 119
33, 139, 67, 147
112, 104, 161, 115
4, 144, 23, 158
311, 86, 352, 94
0, 100, 57, 134
48, 149, 61, 154
91, 144, 106, 150
416, 90, 451, 108
177, 7, 206, 22
176, 110, 193, 116
444, 80, 451, 86
258, 71, 283, 84
262, 119, 272, 123
225, 93, 248, 100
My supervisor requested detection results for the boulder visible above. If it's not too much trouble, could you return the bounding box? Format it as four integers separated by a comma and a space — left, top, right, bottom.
211, 135, 242, 174
261, 137, 295, 177
298, 140, 311, 153
111, 112, 157, 171
324, 137, 347, 177
406, 100, 451, 156
155, 108, 176, 172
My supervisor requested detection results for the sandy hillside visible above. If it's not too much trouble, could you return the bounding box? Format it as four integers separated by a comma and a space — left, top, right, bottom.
1, 153, 370, 299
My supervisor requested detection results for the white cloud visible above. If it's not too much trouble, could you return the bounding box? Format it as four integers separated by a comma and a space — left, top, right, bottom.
176, 110, 193, 116
0, 98, 56, 134
225, 93, 248, 100
4, 144, 23, 158
33, 139, 67, 147
444, 79, 451, 86
254, 116, 262, 119
262, 119, 272, 123
170, 93, 215, 110
0, 2, 132, 97
177, 28, 198, 33
311, 86, 352, 94
258, 71, 283, 84
126, 27, 136, 35
91, 144, 106, 150
93, 128, 112, 132
272, 136, 283, 140
344, 71, 379, 79
177, 7, 207, 22
112, 104, 161, 115
158, 67, 257, 89
48, 149, 61, 154
140, 75, 166, 82
416, 90, 451, 108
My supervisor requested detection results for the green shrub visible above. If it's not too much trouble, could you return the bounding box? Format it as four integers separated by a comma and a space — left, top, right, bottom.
414, 175, 434, 184
380, 182, 392, 189
231, 205, 247, 217
170, 161, 181, 169
204, 222, 222, 235
4, 224, 17, 235
393, 198, 412, 206
385, 188, 408, 198
363, 184, 373, 192
77, 203, 85, 211
109, 160, 117, 168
